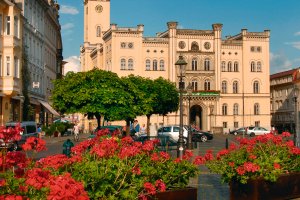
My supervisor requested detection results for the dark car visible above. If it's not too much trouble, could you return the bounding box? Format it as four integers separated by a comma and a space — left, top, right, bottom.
185, 126, 214, 142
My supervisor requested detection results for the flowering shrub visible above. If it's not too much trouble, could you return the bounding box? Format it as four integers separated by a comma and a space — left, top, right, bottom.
200, 132, 300, 184
1, 128, 200, 199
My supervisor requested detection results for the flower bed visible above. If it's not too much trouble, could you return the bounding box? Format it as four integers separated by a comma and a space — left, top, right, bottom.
202, 132, 300, 184
0, 127, 202, 199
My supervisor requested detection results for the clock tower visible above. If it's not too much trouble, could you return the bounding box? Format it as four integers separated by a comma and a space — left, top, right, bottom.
83, 0, 110, 44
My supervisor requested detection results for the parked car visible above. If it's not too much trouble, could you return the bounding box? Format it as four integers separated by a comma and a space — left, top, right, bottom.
157, 125, 188, 143
157, 125, 213, 143
186, 126, 213, 142
0, 121, 38, 151
230, 127, 247, 136
246, 126, 271, 137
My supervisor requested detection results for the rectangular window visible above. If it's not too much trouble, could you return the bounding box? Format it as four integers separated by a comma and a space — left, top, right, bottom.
6, 16, 10, 35
255, 121, 260, 127
14, 16, 18, 37
234, 122, 238, 128
223, 122, 227, 128
6, 56, 10, 76
14, 57, 19, 78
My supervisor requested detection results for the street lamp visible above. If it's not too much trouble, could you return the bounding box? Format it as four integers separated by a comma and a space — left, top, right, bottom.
175, 55, 187, 159
293, 86, 299, 147
186, 83, 193, 150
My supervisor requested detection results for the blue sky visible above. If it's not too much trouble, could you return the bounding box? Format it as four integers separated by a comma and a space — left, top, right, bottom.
58, 0, 300, 74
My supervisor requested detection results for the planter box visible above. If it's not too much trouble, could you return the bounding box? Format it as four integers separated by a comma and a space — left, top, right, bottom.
150, 187, 197, 200
230, 173, 300, 200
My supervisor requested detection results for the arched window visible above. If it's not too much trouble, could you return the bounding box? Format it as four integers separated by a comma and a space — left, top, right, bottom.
128, 59, 133, 70
251, 61, 256, 72
204, 80, 210, 91
204, 58, 210, 71
257, 61, 262, 72
159, 60, 165, 71
192, 80, 198, 91
191, 41, 199, 51
222, 104, 228, 115
120, 58, 126, 70
221, 61, 226, 72
233, 81, 238, 94
221, 81, 227, 93
228, 61, 232, 72
254, 103, 260, 115
192, 58, 197, 71
253, 81, 259, 93
234, 62, 239, 72
233, 103, 239, 115
153, 60, 158, 71
96, 26, 101, 37
146, 59, 150, 70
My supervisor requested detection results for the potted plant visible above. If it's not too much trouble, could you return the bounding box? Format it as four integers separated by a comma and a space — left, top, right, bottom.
200, 132, 300, 200
0, 128, 200, 200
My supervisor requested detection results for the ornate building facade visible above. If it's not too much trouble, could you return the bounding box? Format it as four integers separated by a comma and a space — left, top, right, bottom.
0, 0, 62, 126
81, 0, 271, 133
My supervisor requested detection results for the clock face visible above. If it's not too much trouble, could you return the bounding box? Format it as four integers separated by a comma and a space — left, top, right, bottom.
95, 5, 103, 13
178, 41, 186, 49
204, 42, 211, 50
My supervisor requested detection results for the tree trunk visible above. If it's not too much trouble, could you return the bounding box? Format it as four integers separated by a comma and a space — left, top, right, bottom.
125, 119, 131, 136
95, 113, 101, 129
146, 114, 151, 136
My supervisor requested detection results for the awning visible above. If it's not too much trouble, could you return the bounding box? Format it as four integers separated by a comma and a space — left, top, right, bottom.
38, 100, 60, 116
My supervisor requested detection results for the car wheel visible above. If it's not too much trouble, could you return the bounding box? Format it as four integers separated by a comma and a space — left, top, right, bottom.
250, 132, 255, 137
200, 135, 208, 142
9, 142, 18, 151
234, 132, 238, 136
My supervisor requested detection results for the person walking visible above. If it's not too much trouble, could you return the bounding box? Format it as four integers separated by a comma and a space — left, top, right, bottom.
62, 139, 74, 157
140, 124, 146, 135
73, 123, 80, 142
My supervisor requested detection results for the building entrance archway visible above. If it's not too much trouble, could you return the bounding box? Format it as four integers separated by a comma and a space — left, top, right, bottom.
190, 105, 203, 130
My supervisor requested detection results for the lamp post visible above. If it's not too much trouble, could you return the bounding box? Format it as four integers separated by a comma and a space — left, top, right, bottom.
293, 86, 299, 147
186, 83, 193, 150
175, 55, 187, 159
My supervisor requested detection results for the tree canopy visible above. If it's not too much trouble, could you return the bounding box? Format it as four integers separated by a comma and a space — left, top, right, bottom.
52, 69, 179, 130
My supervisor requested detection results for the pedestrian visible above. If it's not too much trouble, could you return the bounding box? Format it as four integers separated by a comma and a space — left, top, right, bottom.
37, 124, 42, 138
134, 120, 140, 135
140, 124, 146, 135
73, 123, 80, 141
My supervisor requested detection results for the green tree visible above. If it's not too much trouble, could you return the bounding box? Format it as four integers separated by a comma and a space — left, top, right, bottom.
145, 77, 179, 134
51, 69, 130, 128
119, 75, 154, 135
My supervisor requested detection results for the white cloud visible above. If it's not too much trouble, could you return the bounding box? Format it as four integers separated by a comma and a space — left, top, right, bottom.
270, 52, 293, 73
60, 5, 79, 15
295, 32, 300, 36
285, 41, 300, 50
61, 23, 74, 30
63, 56, 81, 75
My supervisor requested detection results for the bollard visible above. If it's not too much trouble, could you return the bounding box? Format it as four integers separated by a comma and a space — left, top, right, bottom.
63, 139, 74, 157
225, 138, 229, 149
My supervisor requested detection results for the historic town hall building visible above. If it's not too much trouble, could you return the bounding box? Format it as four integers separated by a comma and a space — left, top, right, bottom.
80, 0, 271, 133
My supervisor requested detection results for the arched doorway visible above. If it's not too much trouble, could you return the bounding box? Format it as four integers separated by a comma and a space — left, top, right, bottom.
190, 105, 203, 129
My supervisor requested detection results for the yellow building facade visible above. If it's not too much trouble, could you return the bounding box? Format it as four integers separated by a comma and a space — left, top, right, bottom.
81, 0, 271, 133
0, 0, 23, 125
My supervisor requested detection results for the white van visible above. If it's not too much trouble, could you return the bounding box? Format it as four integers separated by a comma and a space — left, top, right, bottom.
2, 121, 38, 151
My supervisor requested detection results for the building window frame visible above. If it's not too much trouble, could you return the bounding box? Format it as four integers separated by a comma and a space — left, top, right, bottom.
233, 81, 238, 93
159, 60, 165, 71
192, 58, 197, 71
221, 81, 227, 93
145, 59, 150, 71
192, 80, 198, 91
96, 26, 101, 37
257, 61, 262, 72
221, 61, 226, 72
6, 16, 10, 35
251, 61, 256, 72
120, 58, 126, 70
204, 80, 210, 91
234, 61, 239, 72
253, 81, 259, 94
254, 103, 260, 115
128, 58, 134, 70
153, 60, 158, 71
204, 58, 210, 71
233, 103, 239, 115
6, 56, 10, 76
222, 104, 228, 115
